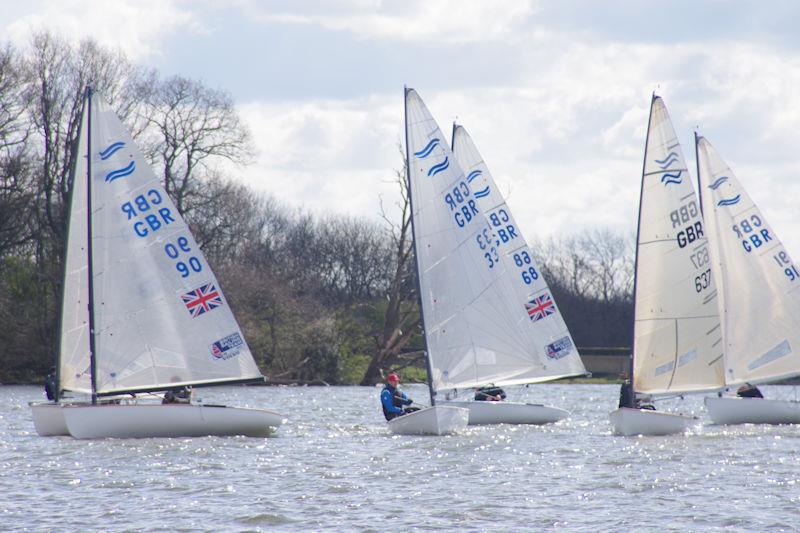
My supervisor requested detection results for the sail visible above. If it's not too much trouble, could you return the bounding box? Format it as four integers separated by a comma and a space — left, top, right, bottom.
632, 96, 724, 395
697, 135, 800, 386
86, 94, 262, 395
59, 101, 92, 394
450, 124, 585, 381
405, 88, 578, 393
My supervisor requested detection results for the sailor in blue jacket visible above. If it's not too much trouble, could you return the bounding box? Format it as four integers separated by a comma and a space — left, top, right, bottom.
381, 373, 413, 421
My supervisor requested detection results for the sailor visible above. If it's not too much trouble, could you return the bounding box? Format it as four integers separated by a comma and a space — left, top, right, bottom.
44, 367, 57, 401
380, 373, 414, 421
736, 383, 764, 398
162, 386, 192, 404
475, 385, 506, 401
618, 379, 636, 408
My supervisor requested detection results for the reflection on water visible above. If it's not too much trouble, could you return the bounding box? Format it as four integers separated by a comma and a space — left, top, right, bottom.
4, 384, 800, 531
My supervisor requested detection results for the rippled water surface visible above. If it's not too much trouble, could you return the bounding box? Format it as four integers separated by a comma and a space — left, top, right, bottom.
3, 384, 800, 531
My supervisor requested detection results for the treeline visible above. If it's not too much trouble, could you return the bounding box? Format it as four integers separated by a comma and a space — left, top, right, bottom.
0, 32, 633, 385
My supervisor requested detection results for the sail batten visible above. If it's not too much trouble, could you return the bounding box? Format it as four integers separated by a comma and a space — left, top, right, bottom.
697, 135, 800, 386
632, 96, 725, 395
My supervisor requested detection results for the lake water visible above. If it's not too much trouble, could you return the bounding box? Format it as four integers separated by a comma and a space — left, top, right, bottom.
3, 383, 800, 531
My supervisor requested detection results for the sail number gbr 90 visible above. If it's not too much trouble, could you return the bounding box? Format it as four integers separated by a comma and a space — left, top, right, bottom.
164, 236, 203, 278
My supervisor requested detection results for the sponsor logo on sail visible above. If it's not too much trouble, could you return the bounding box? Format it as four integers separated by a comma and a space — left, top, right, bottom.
545, 336, 573, 360
210, 332, 244, 360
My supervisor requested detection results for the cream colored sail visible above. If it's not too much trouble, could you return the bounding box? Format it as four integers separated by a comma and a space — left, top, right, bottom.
86, 93, 262, 395
632, 96, 724, 395
697, 135, 800, 386
405, 88, 579, 393
450, 124, 585, 381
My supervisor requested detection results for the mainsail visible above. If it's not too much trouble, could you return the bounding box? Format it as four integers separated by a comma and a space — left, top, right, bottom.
405, 88, 581, 394
450, 124, 585, 381
632, 96, 724, 395
84, 93, 262, 395
697, 135, 800, 386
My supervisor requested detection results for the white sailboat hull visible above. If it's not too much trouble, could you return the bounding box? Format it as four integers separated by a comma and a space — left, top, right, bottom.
439, 400, 568, 425
705, 396, 800, 425
387, 406, 469, 436
62, 403, 284, 439
609, 407, 696, 436
29, 402, 70, 436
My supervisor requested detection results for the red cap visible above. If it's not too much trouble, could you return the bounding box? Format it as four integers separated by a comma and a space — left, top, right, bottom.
387, 372, 400, 382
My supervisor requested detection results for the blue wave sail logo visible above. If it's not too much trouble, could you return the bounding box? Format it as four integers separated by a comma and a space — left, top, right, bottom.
99, 141, 125, 160
105, 160, 136, 183
414, 138, 440, 159
466, 170, 482, 183
708, 176, 729, 190
661, 170, 683, 186
717, 194, 741, 207
655, 151, 679, 169
473, 186, 490, 199
427, 156, 449, 177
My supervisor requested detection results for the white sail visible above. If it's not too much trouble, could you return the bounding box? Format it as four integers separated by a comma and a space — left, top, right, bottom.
58, 102, 92, 394
450, 124, 585, 381
632, 96, 724, 395
697, 135, 800, 386
87, 95, 262, 395
405, 88, 578, 393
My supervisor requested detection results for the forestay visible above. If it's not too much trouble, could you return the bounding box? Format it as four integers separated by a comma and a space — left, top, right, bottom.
697, 135, 800, 386
88, 96, 262, 395
632, 96, 724, 395
450, 124, 585, 383
405, 88, 580, 393
59, 104, 92, 394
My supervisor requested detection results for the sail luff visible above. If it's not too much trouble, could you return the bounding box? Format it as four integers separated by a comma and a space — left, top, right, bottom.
404, 86, 436, 406
86, 87, 99, 404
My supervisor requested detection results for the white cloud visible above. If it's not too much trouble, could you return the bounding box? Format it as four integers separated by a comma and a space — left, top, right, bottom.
239, 0, 539, 43
4, 0, 201, 61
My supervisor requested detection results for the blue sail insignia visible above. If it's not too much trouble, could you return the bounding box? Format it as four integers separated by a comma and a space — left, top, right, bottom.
473, 186, 490, 198
104, 161, 136, 183
427, 156, 449, 177
655, 151, 679, 169
708, 176, 729, 190
414, 138, 440, 159
467, 170, 482, 183
661, 171, 683, 186
99, 141, 126, 160
717, 194, 741, 207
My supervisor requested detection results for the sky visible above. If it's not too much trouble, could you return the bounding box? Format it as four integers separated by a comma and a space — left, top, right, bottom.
4, 0, 800, 252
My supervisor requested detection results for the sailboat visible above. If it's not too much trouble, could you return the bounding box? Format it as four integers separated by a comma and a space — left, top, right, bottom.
30, 88, 283, 439
437, 123, 587, 425
697, 134, 800, 424
608, 95, 725, 436
390, 87, 474, 436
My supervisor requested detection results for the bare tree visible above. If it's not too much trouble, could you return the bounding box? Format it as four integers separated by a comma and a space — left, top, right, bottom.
139, 76, 254, 217
361, 151, 421, 385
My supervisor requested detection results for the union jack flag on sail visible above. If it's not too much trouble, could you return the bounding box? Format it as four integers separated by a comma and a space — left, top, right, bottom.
181, 283, 224, 318
525, 292, 555, 322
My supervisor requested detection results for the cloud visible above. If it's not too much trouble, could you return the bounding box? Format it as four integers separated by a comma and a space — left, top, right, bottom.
4, 0, 202, 61
239, 0, 539, 43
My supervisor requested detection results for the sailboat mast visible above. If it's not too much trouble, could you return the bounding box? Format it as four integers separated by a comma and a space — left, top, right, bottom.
85, 87, 99, 404
695, 132, 703, 216
404, 86, 436, 406
629, 93, 657, 394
